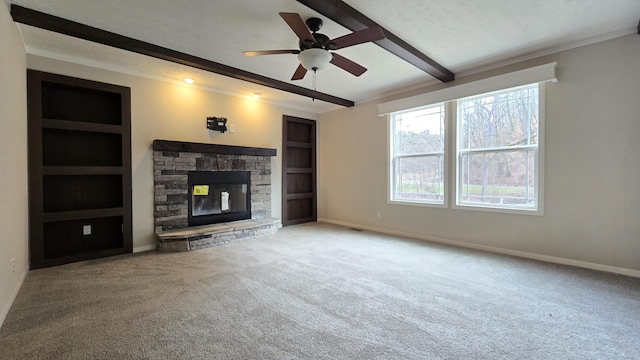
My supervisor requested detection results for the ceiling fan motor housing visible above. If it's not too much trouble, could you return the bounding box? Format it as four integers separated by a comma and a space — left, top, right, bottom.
298, 17, 336, 50
305, 17, 323, 32
300, 33, 333, 50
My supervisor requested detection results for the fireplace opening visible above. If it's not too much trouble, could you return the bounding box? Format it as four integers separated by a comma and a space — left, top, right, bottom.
188, 171, 251, 226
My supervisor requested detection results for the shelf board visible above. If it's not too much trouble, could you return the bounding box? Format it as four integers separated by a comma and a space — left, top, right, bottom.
43, 118, 122, 134
286, 167, 313, 174
286, 192, 313, 200
43, 207, 124, 222
43, 166, 123, 175
286, 141, 312, 148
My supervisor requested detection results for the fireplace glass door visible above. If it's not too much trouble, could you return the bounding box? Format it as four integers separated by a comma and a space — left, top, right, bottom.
192, 183, 247, 216
188, 171, 251, 226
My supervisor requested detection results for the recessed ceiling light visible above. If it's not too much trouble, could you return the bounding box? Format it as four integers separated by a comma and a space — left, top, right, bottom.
184, 77, 194, 84
252, 92, 261, 98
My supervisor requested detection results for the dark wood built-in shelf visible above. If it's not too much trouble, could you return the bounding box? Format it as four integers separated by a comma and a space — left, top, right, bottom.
286, 192, 314, 200
287, 168, 313, 174
286, 141, 313, 149
43, 166, 124, 175
153, 140, 277, 157
43, 118, 123, 134
28, 69, 132, 269
43, 208, 125, 222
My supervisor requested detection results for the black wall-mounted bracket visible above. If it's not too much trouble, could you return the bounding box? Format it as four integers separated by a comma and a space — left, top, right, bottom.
207, 117, 227, 133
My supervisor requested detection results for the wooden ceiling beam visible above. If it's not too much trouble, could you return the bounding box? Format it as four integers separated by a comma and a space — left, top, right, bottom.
10, 5, 354, 108
297, 0, 455, 82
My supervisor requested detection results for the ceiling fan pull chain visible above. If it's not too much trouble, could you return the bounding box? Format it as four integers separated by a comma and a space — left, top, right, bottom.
313, 70, 317, 101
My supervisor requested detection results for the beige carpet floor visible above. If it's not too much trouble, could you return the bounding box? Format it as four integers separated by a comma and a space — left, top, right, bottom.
1, 222, 639, 359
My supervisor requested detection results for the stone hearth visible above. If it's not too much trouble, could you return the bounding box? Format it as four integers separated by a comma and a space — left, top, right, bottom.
156, 218, 280, 252
152, 140, 279, 251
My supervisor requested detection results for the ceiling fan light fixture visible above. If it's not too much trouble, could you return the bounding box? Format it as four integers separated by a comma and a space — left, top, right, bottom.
298, 48, 332, 72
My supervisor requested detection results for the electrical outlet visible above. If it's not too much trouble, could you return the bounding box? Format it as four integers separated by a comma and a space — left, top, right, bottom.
11, 258, 15, 273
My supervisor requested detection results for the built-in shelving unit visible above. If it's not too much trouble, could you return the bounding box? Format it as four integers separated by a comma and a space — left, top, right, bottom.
27, 70, 132, 269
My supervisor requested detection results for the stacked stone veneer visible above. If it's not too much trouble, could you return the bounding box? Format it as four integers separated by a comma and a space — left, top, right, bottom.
153, 151, 271, 233
153, 141, 275, 235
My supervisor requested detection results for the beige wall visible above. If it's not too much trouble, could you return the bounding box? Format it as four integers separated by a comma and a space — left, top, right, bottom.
27, 55, 318, 251
0, 3, 29, 326
318, 34, 640, 273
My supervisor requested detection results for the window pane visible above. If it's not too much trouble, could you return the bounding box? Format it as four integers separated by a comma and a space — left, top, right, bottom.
394, 155, 444, 202
394, 104, 445, 155
459, 85, 538, 150
460, 150, 535, 207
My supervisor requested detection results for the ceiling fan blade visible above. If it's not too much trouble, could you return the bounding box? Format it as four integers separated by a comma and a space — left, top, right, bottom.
330, 53, 367, 77
279, 12, 315, 43
330, 27, 385, 49
243, 50, 300, 56
291, 63, 308, 80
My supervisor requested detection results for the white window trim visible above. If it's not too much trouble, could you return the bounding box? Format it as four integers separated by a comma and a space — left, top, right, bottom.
377, 62, 557, 116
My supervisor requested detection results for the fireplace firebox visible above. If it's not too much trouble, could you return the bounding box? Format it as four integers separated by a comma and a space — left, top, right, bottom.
187, 171, 251, 226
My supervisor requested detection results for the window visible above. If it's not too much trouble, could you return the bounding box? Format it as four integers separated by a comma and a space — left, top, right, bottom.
390, 103, 446, 205
389, 83, 542, 213
456, 84, 540, 210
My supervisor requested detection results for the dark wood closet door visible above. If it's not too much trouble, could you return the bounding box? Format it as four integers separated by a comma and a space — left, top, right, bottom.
282, 115, 316, 226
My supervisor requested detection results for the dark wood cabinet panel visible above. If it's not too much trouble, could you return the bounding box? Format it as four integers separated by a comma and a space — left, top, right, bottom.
286, 121, 313, 143
43, 129, 122, 166
287, 173, 313, 194
43, 175, 123, 212
44, 216, 124, 259
28, 70, 132, 269
41, 81, 123, 125
286, 147, 312, 168
286, 198, 314, 225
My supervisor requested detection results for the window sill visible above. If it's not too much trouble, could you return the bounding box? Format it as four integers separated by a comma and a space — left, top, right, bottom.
452, 203, 543, 216
389, 199, 447, 209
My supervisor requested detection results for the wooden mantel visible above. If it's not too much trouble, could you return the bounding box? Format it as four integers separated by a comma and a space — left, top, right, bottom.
152, 140, 277, 157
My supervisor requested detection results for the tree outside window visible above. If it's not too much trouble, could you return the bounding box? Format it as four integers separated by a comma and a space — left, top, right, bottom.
457, 84, 539, 209
391, 104, 445, 204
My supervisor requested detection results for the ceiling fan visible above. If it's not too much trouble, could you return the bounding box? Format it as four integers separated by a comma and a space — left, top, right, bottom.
244, 12, 385, 81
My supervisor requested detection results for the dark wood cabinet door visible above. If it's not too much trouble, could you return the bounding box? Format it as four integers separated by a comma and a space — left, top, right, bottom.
282, 116, 316, 226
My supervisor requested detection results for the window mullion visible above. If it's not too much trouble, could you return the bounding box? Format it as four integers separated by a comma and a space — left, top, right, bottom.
458, 144, 537, 155
396, 152, 444, 159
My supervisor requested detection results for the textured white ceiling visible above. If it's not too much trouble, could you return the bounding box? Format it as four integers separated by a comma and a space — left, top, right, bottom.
8, 0, 640, 113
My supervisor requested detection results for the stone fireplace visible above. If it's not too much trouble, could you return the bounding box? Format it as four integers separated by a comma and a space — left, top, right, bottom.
152, 140, 279, 251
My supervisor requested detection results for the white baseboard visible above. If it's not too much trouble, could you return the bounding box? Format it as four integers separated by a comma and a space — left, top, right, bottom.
318, 218, 640, 278
0, 267, 28, 329
133, 244, 156, 253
